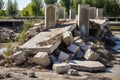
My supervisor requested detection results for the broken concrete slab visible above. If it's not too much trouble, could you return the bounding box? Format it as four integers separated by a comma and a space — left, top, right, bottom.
53, 63, 71, 74
12, 51, 26, 65
67, 44, 80, 53
62, 31, 74, 46
70, 60, 105, 72
74, 39, 85, 46
84, 49, 99, 61
32, 52, 50, 67
80, 45, 89, 52
58, 51, 69, 62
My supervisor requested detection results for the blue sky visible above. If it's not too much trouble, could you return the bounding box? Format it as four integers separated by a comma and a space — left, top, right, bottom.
4, 0, 31, 10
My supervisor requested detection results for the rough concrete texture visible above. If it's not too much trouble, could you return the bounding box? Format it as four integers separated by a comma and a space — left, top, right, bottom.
84, 49, 99, 61
32, 52, 50, 67
58, 51, 69, 62
69, 9, 76, 19
78, 4, 90, 36
12, 51, 26, 65
73, 36, 80, 42
62, 31, 74, 46
70, 60, 105, 72
74, 39, 85, 46
45, 4, 56, 29
58, 7, 65, 19
53, 63, 71, 74
67, 44, 80, 53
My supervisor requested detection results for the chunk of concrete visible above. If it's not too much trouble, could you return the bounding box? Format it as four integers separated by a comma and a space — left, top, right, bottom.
53, 63, 71, 74
75, 52, 84, 60
70, 60, 105, 72
12, 51, 26, 65
58, 51, 69, 62
74, 36, 80, 42
67, 44, 80, 53
80, 45, 89, 52
84, 49, 99, 61
33, 52, 50, 67
75, 39, 85, 46
63, 31, 74, 46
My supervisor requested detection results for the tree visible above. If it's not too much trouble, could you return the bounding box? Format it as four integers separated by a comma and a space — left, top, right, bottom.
59, 0, 71, 15
44, 0, 57, 4
6, 0, 18, 16
0, 0, 4, 9
72, 0, 82, 13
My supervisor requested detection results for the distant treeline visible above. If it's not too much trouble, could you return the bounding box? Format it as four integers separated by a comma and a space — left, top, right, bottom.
0, 0, 120, 17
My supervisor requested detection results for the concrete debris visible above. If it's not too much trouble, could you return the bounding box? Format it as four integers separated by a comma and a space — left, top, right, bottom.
58, 51, 69, 62
70, 60, 105, 72
67, 44, 80, 53
80, 45, 89, 52
53, 62, 71, 74
84, 48, 99, 61
74, 39, 85, 46
62, 31, 74, 46
32, 52, 50, 67
74, 36, 80, 42
67, 69, 79, 76
75, 52, 84, 60
28, 72, 36, 78
12, 51, 26, 65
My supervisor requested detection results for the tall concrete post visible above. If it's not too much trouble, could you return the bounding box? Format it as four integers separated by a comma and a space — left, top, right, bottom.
90, 7, 96, 19
45, 4, 57, 29
96, 8, 103, 19
69, 9, 76, 19
58, 7, 66, 19
78, 4, 90, 36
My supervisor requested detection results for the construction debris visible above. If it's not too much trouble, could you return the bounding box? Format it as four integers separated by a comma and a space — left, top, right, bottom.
32, 52, 50, 67
53, 62, 71, 74
58, 51, 69, 62
67, 44, 80, 53
67, 69, 79, 76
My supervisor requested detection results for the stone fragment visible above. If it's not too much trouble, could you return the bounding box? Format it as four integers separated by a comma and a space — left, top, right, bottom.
53, 63, 71, 74
84, 49, 99, 61
58, 51, 69, 62
74, 36, 80, 42
63, 31, 74, 46
33, 52, 50, 67
80, 45, 89, 52
67, 44, 80, 53
67, 69, 79, 76
12, 51, 26, 65
74, 39, 85, 46
75, 52, 84, 60
70, 60, 105, 72
29, 72, 36, 78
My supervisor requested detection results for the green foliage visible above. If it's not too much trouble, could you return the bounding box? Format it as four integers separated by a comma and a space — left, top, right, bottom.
6, 0, 18, 16
59, 0, 71, 15
0, 0, 4, 9
20, 0, 43, 16
44, 0, 57, 4
72, 0, 82, 13
0, 9, 6, 16
3, 42, 13, 58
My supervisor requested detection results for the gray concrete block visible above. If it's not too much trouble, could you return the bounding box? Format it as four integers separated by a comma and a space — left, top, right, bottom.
12, 51, 26, 65
84, 49, 99, 61
74, 39, 85, 46
63, 31, 74, 46
33, 52, 50, 67
53, 63, 71, 74
58, 51, 69, 62
67, 44, 80, 53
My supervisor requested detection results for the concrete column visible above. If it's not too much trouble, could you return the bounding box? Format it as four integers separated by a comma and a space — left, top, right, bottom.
78, 4, 90, 36
69, 9, 76, 19
96, 8, 103, 19
58, 7, 66, 19
90, 7, 96, 19
45, 4, 57, 29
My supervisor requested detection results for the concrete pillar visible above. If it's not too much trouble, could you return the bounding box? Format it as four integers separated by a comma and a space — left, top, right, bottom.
90, 7, 96, 19
45, 4, 57, 29
69, 9, 76, 19
78, 4, 90, 36
96, 8, 103, 19
58, 7, 66, 19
